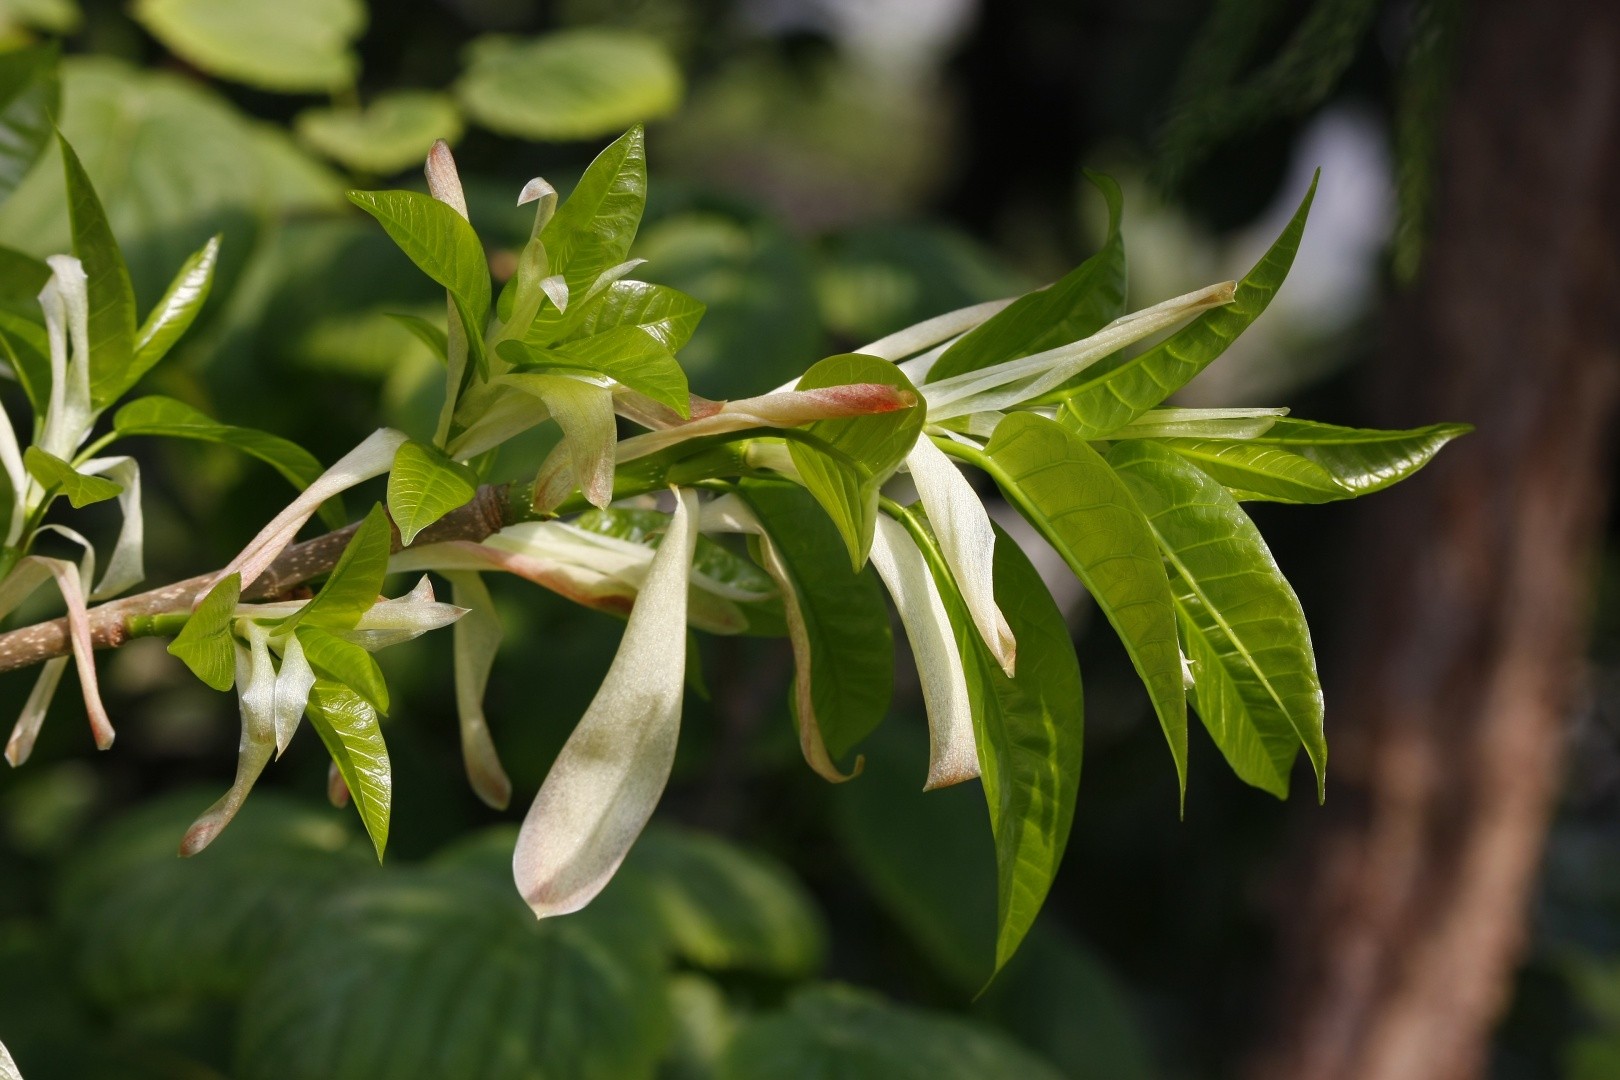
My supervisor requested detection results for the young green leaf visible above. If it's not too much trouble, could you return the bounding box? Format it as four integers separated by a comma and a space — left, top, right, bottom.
289, 503, 391, 632
166, 572, 242, 692
129, 234, 219, 379
788, 354, 923, 570
1056, 172, 1318, 436
539, 126, 648, 294
928, 171, 1125, 383
499, 326, 691, 416
899, 507, 1084, 980
59, 134, 138, 411
304, 679, 391, 861
346, 188, 492, 337
1153, 418, 1473, 503
294, 626, 389, 715
387, 439, 478, 546
113, 395, 346, 529
977, 414, 1187, 800
527, 278, 704, 353
0, 42, 59, 203
1110, 440, 1325, 799
23, 446, 121, 508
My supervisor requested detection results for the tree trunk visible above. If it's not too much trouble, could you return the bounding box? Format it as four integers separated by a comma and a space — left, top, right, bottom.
1248, 2, 1620, 1078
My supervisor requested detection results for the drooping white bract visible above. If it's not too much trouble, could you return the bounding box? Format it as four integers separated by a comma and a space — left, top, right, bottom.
78, 456, 144, 600
36, 255, 94, 463
513, 487, 698, 918
180, 639, 274, 856
444, 570, 512, 810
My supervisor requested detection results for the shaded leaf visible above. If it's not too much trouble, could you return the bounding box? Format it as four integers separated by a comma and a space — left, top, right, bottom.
296, 92, 463, 176
304, 680, 390, 861
0, 43, 58, 204
58, 133, 136, 411
23, 446, 120, 508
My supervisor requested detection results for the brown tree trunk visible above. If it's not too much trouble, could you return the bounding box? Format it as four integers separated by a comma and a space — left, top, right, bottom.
1249, 2, 1620, 1079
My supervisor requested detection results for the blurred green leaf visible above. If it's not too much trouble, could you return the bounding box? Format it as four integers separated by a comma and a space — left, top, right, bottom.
0, 0, 80, 34
305, 680, 391, 862
0, 43, 57, 205
1111, 440, 1325, 799
788, 354, 923, 570
625, 824, 825, 978
718, 984, 1065, 1080
661, 973, 737, 1080
296, 626, 389, 715
457, 31, 681, 142
23, 446, 121, 508
132, 0, 365, 93
165, 572, 240, 692
541, 125, 647, 294
388, 439, 478, 546
297, 92, 463, 176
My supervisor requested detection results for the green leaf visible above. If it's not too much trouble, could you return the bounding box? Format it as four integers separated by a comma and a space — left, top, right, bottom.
546, 279, 705, 353
235, 859, 669, 1080
56, 791, 373, 1004
59, 133, 138, 411
456, 31, 682, 143
292, 504, 392, 632
572, 506, 778, 599
132, 0, 365, 93
129, 233, 219, 381
738, 480, 892, 762
624, 824, 825, 977
1154, 418, 1473, 503
165, 572, 241, 691
304, 680, 391, 861
1109, 440, 1325, 799
386, 312, 448, 364
787, 353, 923, 570
718, 984, 1067, 1080
23, 445, 121, 508
295, 626, 389, 716
539, 126, 647, 295
927, 171, 1124, 383
1056, 172, 1318, 436
113, 395, 346, 530
296, 91, 463, 176
900, 508, 1084, 979
346, 189, 491, 336
387, 439, 478, 547
0, 43, 58, 204
499, 327, 690, 416
978, 414, 1187, 800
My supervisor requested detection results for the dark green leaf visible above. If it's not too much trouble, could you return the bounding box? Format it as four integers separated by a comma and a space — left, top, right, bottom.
539, 126, 647, 294
166, 572, 241, 691
292, 504, 392, 632
1155, 418, 1472, 503
1110, 440, 1325, 799
304, 680, 391, 861
928, 171, 1125, 383
1057, 172, 1318, 436
499, 327, 690, 416
59, 133, 138, 411
387, 439, 478, 546
129, 234, 219, 380
114, 395, 346, 529
295, 626, 389, 715
900, 508, 1083, 978
23, 446, 121, 508
978, 414, 1187, 800
787, 353, 923, 570
738, 480, 892, 762
0, 43, 59, 204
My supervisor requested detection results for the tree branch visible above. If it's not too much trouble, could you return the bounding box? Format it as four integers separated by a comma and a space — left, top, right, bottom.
0, 483, 514, 677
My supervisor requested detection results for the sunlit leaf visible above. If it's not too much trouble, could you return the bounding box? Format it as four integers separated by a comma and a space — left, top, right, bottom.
347, 189, 491, 335
22, 446, 119, 508
296, 91, 463, 176
539, 126, 647, 294
130, 233, 218, 379
295, 626, 389, 716
304, 679, 390, 861
165, 572, 241, 691
286, 503, 392, 632
387, 439, 478, 546
132, 0, 365, 93
500, 327, 690, 417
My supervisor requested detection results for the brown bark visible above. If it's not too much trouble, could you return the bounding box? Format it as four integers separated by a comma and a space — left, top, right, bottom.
1249, 2, 1620, 1079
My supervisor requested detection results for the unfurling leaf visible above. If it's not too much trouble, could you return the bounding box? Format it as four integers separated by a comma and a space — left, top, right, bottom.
130, 234, 219, 378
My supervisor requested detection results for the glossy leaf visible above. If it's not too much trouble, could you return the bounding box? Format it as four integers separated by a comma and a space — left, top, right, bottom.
788, 353, 923, 570
735, 481, 893, 763
532, 278, 704, 354
500, 328, 690, 416
718, 984, 1066, 1080
165, 572, 240, 691
132, 0, 364, 93
346, 189, 491, 339
457, 32, 681, 143
387, 439, 478, 546
539, 126, 647, 294
0, 43, 59, 204
129, 233, 218, 378
295, 626, 389, 716
59, 134, 137, 411
22, 447, 120, 508
1154, 418, 1473, 503
1057, 172, 1317, 435
113, 395, 345, 529
928, 171, 1125, 383
1110, 440, 1325, 798
287, 504, 392, 632
979, 414, 1187, 799
304, 680, 391, 861
900, 507, 1083, 978
296, 92, 463, 175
